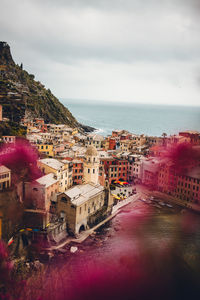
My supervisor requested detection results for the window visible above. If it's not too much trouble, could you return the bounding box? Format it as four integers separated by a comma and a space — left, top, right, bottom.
61, 197, 67, 203
88, 169, 90, 173
79, 207, 82, 214
93, 169, 95, 174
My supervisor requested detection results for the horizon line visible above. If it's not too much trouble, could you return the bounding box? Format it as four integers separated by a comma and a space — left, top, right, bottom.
60, 97, 200, 108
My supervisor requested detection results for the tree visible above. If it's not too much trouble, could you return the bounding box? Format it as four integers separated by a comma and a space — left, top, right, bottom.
162, 132, 167, 146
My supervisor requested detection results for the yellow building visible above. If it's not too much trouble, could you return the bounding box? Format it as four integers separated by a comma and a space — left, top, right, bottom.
72, 128, 78, 135
37, 144, 54, 157
120, 140, 131, 152
0, 165, 11, 191
37, 158, 73, 192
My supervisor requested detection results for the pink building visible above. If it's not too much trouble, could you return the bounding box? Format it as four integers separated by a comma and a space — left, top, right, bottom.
24, 173, 59, 225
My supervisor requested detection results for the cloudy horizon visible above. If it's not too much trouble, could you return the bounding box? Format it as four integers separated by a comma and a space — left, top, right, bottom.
1, 0, 200, 106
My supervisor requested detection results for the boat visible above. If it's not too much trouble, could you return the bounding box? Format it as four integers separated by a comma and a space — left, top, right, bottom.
158, 201, 165, 206
145, 200, 151, 204
166, 204, 173, 208
140, 198, 147, 202
155, 204, 162, 209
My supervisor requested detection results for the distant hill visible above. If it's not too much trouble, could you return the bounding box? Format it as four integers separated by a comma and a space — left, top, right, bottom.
0, 42, 94, 134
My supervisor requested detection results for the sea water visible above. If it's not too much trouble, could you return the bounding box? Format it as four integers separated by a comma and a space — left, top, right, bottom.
61, 99, 200, 137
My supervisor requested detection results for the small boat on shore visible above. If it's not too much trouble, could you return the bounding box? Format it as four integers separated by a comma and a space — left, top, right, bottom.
166, 204, 173, 208
140, 198, 147, 202
154, 204, 162, 209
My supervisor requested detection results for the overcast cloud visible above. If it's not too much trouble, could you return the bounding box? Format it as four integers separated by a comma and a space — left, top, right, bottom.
0, 0, 200, 106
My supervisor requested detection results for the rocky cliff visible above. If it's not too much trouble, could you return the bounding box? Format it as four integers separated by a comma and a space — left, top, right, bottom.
0, 42, 93, 133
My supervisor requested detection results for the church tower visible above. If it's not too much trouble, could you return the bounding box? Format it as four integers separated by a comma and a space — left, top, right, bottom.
83, 146, 99, 184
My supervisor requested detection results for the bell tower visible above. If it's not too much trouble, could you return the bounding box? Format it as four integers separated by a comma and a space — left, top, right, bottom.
83, 146, 99, 184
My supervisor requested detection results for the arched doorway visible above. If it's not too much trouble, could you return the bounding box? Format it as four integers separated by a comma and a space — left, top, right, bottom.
79, 224, 85, 233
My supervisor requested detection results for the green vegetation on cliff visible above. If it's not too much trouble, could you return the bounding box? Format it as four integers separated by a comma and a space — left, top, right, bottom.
0, 42, 93, 134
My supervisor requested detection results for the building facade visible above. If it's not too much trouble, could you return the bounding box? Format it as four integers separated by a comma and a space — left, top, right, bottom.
57, 183, 105, 235
0, 165, 11, 191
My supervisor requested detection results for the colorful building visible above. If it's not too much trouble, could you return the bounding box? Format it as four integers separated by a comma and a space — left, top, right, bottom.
72, 159, 84, 185
0, 165, 11, 191
38, 158, 73, 192
158, 163, 200, 204
24, 173, 59, 225
37, 144, 54, 157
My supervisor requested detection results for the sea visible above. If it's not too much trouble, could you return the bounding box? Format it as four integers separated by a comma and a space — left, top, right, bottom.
61, 99, 200, 137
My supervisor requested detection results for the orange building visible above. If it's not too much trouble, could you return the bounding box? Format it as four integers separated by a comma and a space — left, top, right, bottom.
101, 157, 129, 184
72, 160, 84, 185
109, 138, 116, 150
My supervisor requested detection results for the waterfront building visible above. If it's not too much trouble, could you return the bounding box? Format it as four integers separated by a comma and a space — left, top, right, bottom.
57, 182, 105, 235
179, 131, 200, 145
167, 135, 190, 147
101, 157, 129, 184
158, 163, 200, 204
141, 158, 163, 187
147, 136, 163, 147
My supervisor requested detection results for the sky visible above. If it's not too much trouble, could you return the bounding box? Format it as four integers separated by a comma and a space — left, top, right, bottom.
0, 0, 200, 106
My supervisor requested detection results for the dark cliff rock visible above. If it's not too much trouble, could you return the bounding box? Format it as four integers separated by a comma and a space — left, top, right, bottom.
0, 42, 94, 133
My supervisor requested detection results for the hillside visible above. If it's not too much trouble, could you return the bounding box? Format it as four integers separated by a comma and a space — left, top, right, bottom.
0, 42, 93, 133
